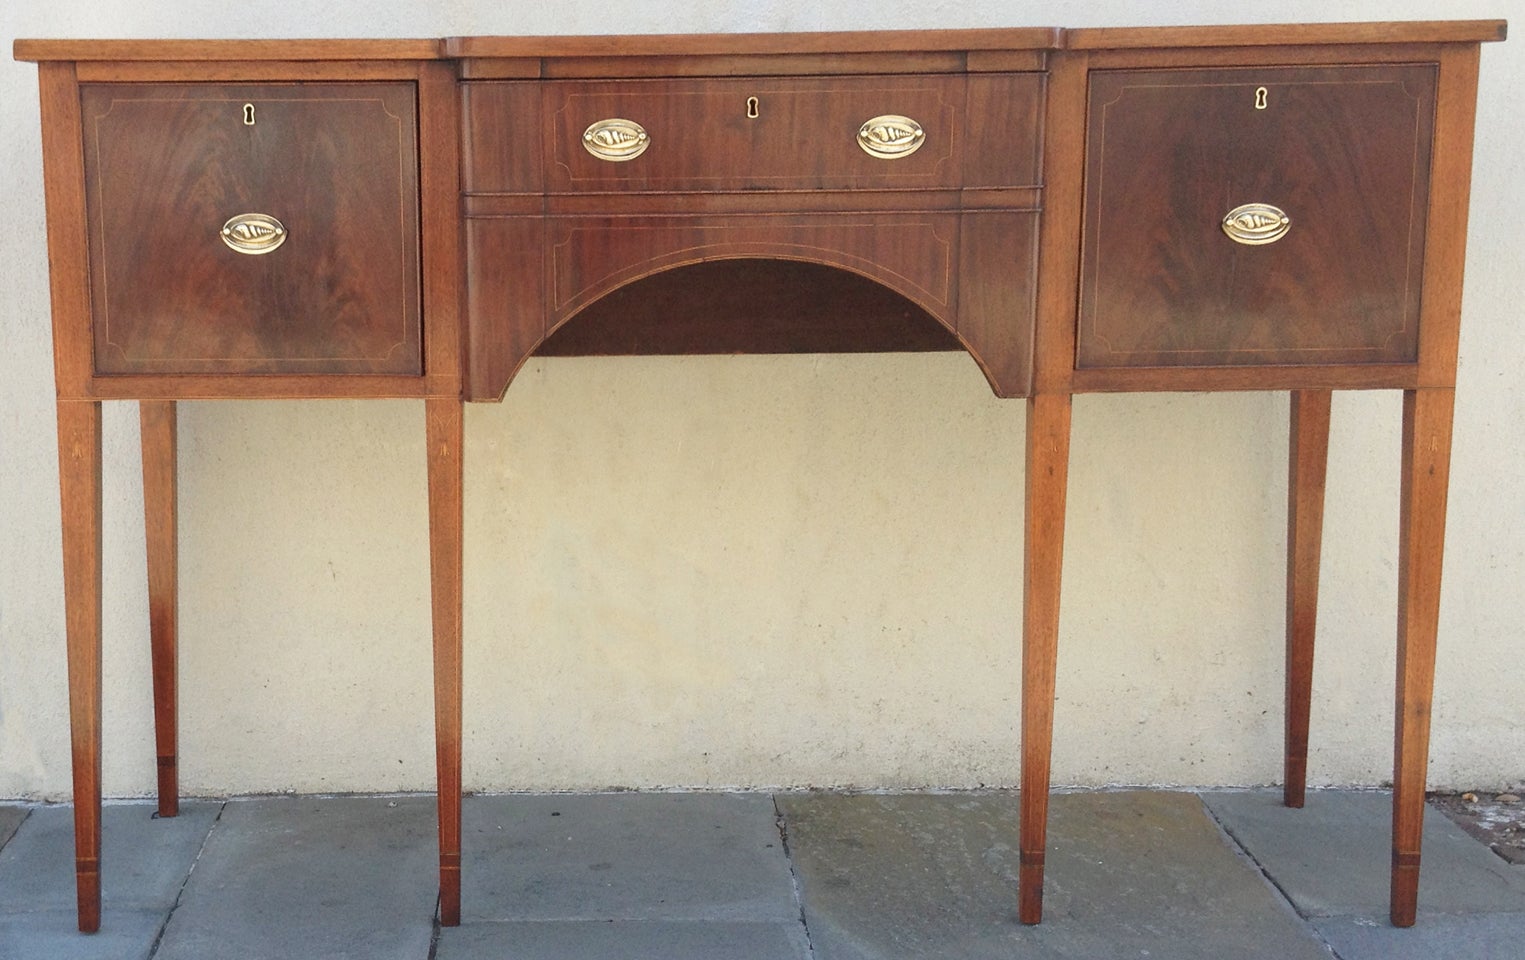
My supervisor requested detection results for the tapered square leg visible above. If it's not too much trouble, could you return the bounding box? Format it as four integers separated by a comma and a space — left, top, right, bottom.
140, 400, 179, 818
58, 400, 103, 933
426, 399, 465, 926
1019, 394, 1071, 925
1284, 390, 1331, 808
1390, 388, 1454, 927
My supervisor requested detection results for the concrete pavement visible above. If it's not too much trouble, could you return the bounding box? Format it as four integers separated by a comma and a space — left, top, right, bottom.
0, 790, 1521, 959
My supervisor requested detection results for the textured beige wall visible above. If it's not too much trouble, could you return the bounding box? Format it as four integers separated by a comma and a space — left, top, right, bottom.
1, 0, 1521, 800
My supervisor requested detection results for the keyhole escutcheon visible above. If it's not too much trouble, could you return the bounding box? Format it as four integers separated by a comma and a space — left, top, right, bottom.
243, 103, 256, 125
746, 96, 759, 119
1254, 87, 1268, 110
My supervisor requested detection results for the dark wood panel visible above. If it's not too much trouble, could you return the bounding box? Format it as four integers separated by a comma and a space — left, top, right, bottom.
957, 212, 1037, 398
464, 207, 1043, 400
465, 217, 544, 402
537, 76, 971, 194
82, 82, 422, 375
535, 259, 960, 356
462, 81, 542, 194
545, 214, 958, 322
1078, 64, 1436, 369
963, 73, 1045, 189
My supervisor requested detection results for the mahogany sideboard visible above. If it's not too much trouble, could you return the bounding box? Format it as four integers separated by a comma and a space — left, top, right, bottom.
14, 19, 1507, 934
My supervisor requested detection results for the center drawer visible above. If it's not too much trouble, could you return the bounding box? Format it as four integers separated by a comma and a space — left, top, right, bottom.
463, 74, 1043, 194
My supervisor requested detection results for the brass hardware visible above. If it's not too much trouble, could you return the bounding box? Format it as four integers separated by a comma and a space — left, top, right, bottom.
1255, 87, 1268, 110
856, 114, 925, 159
746, 96, 759, 119
220, 213, 287, 255
1222, 203, 1290, 245
582, 118, 650, 162
243, 103, 255, 125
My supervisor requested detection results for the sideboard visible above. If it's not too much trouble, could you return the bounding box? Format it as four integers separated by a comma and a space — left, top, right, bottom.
14, 19, 1507, 934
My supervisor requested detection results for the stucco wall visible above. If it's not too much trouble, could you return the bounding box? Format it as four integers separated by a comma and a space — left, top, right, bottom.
1, 0, 1521, 800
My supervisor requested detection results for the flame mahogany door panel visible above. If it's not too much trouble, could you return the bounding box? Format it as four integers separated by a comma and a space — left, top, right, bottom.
81, 83, 422, 376
1078, 65, 1437, 370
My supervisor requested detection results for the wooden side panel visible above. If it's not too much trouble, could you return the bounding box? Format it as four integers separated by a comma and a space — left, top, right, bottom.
1078, 65, 1436, 369
81, 82, 422, 375
465, 217, 545, 401
1031, 50, 1086, 396
536, 259, 960, 356
37, 62, 94, 400
545, 214, 959, 323
958, 212, 1037, 397
963, 73, 1045, 189
419, 61, 465, 398
462, 81, 543, 195
1415, 44, 1483, 388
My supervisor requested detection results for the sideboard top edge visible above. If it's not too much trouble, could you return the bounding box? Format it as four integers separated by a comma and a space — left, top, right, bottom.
442, 28, 1064, 59
1063, 19, 1506, 50
12, 38, 445, 62
14, 21, 1505, 65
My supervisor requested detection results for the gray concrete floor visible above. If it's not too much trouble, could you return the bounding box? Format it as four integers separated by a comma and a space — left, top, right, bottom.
0, 790, 1522, 959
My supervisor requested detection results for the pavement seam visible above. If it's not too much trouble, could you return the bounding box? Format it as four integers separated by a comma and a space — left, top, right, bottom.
0, 807, 31, 856
145, 801, 228, 959
1196, 793, 1347, 960
771, 795, 817, 959
426, 907, 441, 960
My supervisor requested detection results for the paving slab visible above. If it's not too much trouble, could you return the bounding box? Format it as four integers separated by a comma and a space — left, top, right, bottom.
0, 801, 220, 912
436, 919, 811, 959
1314, 912, 1525, 960
778, 790, 1330, 960
152, 795, 437, 960
0, 806, 26, 852
1203, 790, 1525, 918
460, 793, 797, 922
0, 909, 166, 960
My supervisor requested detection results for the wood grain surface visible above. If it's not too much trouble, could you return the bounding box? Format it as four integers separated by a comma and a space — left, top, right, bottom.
81, 82, 421, 374
1078, 64, 1436, 369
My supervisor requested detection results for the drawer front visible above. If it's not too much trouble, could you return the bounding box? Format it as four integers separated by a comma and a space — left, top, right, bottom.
1078, 65, 1436, 369
464, 74, 1041, 194
82, 83, 422, 375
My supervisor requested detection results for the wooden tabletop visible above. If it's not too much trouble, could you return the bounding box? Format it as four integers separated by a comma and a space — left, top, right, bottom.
14, 21, 1506, 63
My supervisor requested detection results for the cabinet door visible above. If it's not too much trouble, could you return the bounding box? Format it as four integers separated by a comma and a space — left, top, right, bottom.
1078, 65, 1435, 369
82, 83, 422, 375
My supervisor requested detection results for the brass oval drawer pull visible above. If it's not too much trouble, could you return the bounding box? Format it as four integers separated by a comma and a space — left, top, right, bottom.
582, 118, 650, 162
219, 213, 287, 255
856, 114, 925, 159
1222, 203, 1291, 245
